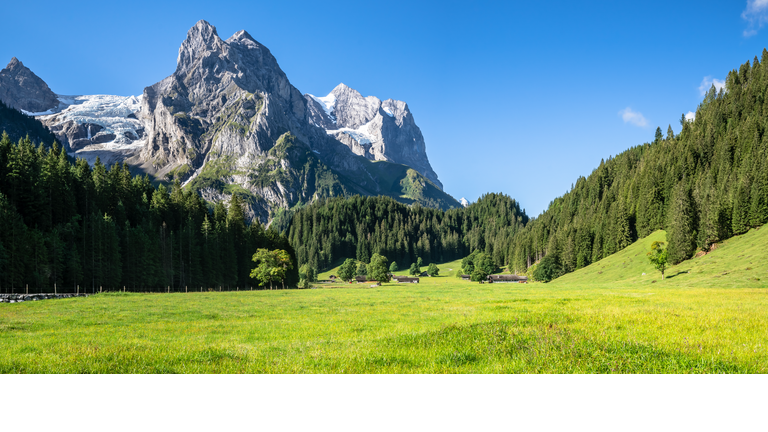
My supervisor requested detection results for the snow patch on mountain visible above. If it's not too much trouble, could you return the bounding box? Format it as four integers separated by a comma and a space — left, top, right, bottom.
330, 122, 375, 145
460, 197, 469, 207
21, 108, 56, 116
308, 92, 337, 123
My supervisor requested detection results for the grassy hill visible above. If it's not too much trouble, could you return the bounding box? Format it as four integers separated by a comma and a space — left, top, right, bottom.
552, 225, 768, 288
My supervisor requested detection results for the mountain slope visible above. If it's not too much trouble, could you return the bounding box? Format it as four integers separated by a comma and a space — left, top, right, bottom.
505, 50, 768, 278
0, 100, 58, 145
552, 225, 768, 288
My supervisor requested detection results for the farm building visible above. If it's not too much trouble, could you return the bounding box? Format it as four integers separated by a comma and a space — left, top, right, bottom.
418, 271, 429, 277
354, 276, 368, 283
461, 275, 470, 281
395, 277, 419, 284
487, 275, 528, 283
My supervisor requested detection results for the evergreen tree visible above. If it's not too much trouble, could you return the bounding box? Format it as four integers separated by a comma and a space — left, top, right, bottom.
667, 183, 696, 264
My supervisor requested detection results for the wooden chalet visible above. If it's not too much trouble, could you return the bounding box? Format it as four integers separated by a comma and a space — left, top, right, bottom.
354, 276, 368, 283
461, 275, 471, 281
418, 271, 429, 277
395, 277, 419, 284
487, 274, 528, 283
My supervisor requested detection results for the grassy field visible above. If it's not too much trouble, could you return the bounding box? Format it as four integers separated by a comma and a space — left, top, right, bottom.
1, 231, 767, 373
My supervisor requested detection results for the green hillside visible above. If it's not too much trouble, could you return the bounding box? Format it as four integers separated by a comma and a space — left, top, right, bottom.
0, 100, 59, 146
552, 224, 768, 288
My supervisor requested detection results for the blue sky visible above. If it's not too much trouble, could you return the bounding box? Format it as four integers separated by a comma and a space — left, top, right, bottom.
3, 0, 768, 216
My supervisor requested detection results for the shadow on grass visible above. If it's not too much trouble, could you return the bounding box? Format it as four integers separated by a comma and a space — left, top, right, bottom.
665, 270, 691, 280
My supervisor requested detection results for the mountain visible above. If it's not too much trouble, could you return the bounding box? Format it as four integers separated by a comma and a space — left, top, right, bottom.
0, 58, 59, 114
132, 20, 458, 221
306, 83, 442, 189
0, 21, 457, 222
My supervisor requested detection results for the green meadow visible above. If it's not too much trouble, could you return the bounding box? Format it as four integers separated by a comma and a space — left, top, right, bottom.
1, 227, 767, 373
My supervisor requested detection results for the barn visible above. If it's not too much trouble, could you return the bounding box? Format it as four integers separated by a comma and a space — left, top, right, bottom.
394, 277, 419, 284
487, 275, 528, 283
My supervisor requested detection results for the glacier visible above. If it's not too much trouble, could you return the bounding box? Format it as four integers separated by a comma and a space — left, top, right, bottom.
34, 94, 145, 165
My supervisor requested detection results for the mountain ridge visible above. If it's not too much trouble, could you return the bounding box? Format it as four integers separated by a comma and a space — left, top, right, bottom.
0, 20, 458, 222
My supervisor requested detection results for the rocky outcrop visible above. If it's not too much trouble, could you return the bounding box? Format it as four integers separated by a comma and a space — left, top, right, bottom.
0, 57, 59, 113
306, 84, 443, 190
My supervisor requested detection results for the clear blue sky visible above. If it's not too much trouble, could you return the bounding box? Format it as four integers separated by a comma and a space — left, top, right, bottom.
3, 0, 768, 216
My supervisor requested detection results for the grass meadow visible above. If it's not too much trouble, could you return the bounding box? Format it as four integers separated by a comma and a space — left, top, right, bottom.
1, 227, 767, 373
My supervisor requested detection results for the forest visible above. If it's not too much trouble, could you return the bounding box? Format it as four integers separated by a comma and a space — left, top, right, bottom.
287, 50, 768, 279
0, 129, 298, 293
3, 50, 768, 288
286, 193, 528, 272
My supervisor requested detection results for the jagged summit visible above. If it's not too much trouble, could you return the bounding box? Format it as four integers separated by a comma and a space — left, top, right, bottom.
305, 83, 443, 189
0, 57, 59, 113
175, 20, 228, 75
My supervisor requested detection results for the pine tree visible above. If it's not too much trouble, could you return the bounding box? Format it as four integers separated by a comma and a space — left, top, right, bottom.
667, 183, 696, 264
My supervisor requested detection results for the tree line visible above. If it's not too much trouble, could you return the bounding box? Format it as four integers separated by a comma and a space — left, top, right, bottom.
0, 132, 299, 293
287, 50, 768, 281
505, 50, 768, 280
286, 193, 528, 271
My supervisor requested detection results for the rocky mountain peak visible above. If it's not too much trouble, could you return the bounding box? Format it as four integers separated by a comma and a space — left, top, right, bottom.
7, 57, 21, 69
305, 83, 443, 190
0, 57, 59, 113
331, 82, 352, 94
227, 30, 257, 46
175, 20, 227, 74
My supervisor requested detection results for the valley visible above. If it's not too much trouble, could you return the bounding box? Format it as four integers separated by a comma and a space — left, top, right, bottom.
2, 17, 768, 377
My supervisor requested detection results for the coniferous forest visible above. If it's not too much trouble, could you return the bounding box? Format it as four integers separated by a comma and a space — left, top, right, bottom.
288, 51, 768, 279
3, 51, 768, 288
287, 193, 528, 272
0, 130, 298, 293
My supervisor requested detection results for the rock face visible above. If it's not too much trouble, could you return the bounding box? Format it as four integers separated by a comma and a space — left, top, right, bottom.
138, 20, 458, 221
306, 84, 443, 190
0, 58, 59, 113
